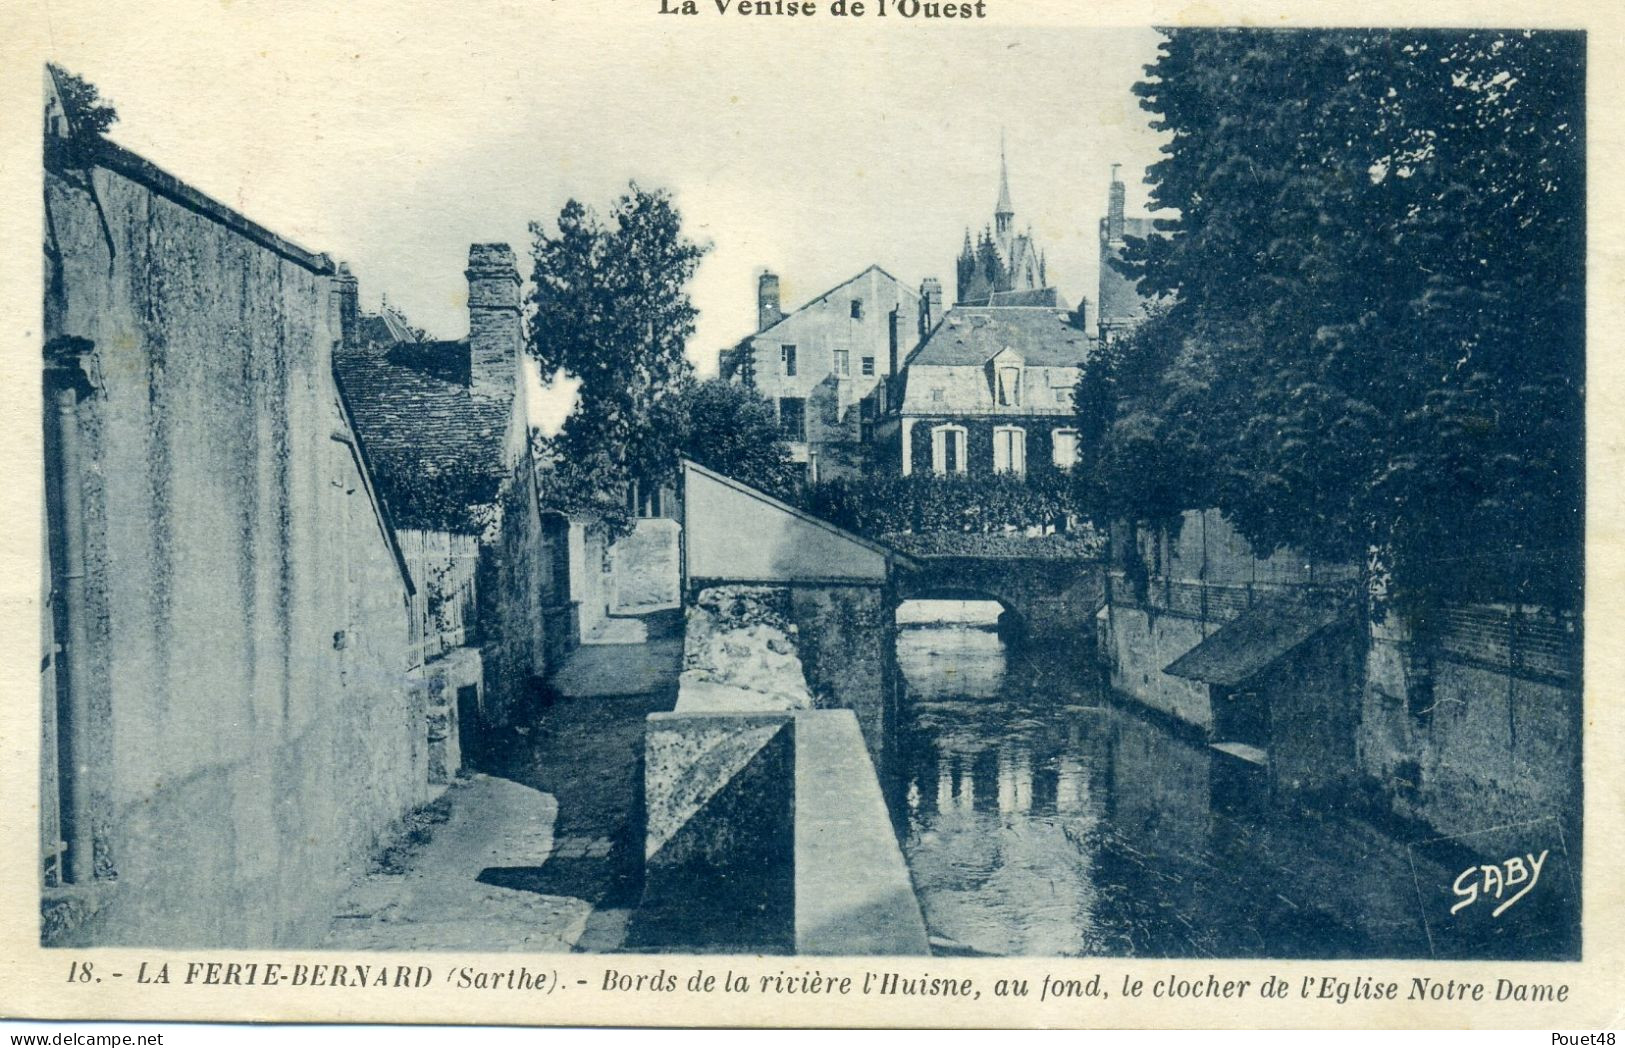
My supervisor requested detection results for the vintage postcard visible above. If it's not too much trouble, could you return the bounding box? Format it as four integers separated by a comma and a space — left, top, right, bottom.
0, 0, 1620, 1030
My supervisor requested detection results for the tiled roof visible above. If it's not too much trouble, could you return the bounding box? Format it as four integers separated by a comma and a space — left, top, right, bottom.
333, 341, 510, 531
907, 306, 1091, 368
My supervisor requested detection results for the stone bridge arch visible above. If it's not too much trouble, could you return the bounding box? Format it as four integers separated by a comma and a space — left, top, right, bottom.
893, 554, 1106, 646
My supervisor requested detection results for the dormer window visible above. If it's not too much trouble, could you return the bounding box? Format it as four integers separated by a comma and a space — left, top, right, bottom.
997, 365, 1022, 407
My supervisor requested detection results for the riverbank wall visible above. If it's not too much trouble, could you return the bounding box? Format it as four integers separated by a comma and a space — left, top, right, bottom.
1098, 510, 1582, 850
638, 583, 927, 955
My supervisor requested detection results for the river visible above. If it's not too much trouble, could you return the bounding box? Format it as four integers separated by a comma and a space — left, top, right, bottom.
888, 606, 1454, 959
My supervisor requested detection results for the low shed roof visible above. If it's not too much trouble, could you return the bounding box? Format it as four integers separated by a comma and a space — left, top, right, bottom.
1162, 595, 1355, 688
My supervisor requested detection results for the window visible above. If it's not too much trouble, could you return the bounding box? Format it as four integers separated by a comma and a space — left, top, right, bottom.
930, 387, 945, 403
996, 366, 1022, 407
1052, 428, 1080, 470
779, 397, 806, 441
627, 479, 663, 518
861, 356, 876, 377
931, 425, 968, 476
851, 299, 864, 319
834, 350, 850, 378
993, 426, 1026, 475
781, 344, 797, 377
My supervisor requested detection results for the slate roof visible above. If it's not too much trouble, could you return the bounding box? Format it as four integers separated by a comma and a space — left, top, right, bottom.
907, 307, 1091, 368
333, 340, 510, 531
1162, 595, 1355, 687
988, 287, 1071, 310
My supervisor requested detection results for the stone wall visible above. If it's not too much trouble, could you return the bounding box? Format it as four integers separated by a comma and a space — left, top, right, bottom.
41, 144, 427, 946
1359, 606, 1580, 844
788, 585, 896, 766
678, 586, 814, 713
472, 462, 549, 733
1098, 601, 1216, 728
637, 712, 797, 951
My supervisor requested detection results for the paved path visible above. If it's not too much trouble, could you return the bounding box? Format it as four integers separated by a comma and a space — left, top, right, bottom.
324, 775, 592, 952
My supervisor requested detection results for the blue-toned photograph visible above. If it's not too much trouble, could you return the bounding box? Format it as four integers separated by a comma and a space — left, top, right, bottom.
39, 23, 1581, 962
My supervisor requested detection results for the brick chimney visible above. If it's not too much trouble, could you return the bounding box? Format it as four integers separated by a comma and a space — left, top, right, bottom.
920, 278, 943, 337
466, 243, 521, 404
1107, 163, 1126, 242
758, 271, 782, 332
332, 262, 359, 349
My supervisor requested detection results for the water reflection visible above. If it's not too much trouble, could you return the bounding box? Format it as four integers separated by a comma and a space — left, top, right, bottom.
889, 618, 1444, 959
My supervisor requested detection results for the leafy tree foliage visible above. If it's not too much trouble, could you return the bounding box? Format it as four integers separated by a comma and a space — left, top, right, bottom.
526, 184, 707, 536
48, 66, 118, 139
662, 379, 799, 499
1088, 29, 1583, 611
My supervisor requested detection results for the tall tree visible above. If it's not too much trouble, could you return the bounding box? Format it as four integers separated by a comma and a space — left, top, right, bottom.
526, 184, 708, 531
662, 379, 798, 499
1093, 29, 1582, 609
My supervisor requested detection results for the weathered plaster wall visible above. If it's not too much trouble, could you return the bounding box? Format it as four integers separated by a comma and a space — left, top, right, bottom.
43, 153, 425, 946
682, 461, 890, 584
1100, 603, 1216, 728
610, 518, 681, 614
571, 523, 612, 641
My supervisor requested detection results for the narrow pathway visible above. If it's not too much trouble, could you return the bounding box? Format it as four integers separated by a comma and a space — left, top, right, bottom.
324, 610, 683, 952
483, 610, 684, 951
323, 774, 591, 952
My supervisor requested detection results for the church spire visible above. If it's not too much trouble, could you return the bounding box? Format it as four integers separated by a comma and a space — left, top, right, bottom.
995, 131, 1014, 220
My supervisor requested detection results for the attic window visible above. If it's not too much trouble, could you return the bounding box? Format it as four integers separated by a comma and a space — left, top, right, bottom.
996, 366, 1022, 407
851, 299, 864, 320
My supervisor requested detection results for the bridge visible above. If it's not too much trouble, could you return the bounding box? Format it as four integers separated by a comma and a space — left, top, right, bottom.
890, 545, 1107, 645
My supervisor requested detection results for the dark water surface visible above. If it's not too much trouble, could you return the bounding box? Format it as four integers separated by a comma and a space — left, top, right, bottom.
890, 621, 1447, 959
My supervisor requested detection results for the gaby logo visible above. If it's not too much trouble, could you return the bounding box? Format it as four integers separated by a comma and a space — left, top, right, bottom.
1451, 850, 1549, 918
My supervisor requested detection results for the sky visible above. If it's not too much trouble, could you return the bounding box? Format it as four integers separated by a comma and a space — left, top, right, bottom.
33, 2, 1170, 419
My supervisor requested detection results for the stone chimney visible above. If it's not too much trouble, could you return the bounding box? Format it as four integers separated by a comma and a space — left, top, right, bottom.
1107, 163, 1126, 242
466, 243, 521, 404
331, 263, 359, 349
758, 271, 782, 332
920, 278, 943, 337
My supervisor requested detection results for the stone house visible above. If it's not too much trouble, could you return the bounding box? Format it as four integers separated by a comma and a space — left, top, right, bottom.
718, 265, 928, 482
40, 72, 445, 945
333, 245, 568, 750
882, 305, 1092, 478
